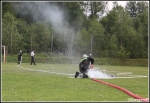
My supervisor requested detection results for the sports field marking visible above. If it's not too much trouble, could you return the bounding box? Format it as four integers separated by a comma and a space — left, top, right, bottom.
113, 76, 147, 78
116, 72, 133, 75
18, 66, 74, 76
17, 66, 147, 79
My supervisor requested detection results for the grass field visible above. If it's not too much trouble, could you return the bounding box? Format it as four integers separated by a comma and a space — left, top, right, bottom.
1, 63, 149, 102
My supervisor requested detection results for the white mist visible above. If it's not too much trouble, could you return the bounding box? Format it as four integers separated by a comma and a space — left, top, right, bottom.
87, 67, 112, 79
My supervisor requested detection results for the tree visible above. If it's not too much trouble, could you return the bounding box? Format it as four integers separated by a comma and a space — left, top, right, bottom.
118, 45, 131, 59
29, 22, 52, 53
79, 1, 107, 20
16, 18, 30, 53
2, 11, 22, 54
135, 10, 148, 58
125, 1, 148, 17
100, 4, 146, 58
88, 18, 104, 56
136, 1, 149, 14
2, 2, 16, 17
126, 1, 137, 17
75, 28, 90, 55
125, 1, 148, 58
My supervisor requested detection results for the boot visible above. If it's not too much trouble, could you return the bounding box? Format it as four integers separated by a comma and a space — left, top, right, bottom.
75, 72, 79, 78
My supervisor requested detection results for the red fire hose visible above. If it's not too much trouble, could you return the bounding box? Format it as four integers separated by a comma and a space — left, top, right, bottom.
91, 78, 149, 102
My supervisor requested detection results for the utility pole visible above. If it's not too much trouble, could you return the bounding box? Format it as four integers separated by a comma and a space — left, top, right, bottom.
51, 33, 53, 52
30, 19, 33, 52
91, 35, 93, 54
11, 32, 12, 54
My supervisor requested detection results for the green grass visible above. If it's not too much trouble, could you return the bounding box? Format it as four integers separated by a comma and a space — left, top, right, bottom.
2, 63, 148, 102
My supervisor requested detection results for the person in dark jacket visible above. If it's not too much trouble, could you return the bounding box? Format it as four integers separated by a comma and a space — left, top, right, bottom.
75, 54, 95, 78
18, 50, 22, 65
75, 54, 90, 78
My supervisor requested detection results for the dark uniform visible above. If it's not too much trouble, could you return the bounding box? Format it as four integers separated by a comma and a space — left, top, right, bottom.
88, 54, 94, 67
75, 54, 90, 78
79, 58, 90, 73
18, 50, 22, 65
75, 54, 95, 78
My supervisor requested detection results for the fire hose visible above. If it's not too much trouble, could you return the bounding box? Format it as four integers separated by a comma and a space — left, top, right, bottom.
91, 78, 149, 102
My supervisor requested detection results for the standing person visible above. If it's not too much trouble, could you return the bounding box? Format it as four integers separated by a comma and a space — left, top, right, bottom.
88, 54, 94, 69
75, 54, 90, 78
30, 50, 36, 65
18, 50, 22, 65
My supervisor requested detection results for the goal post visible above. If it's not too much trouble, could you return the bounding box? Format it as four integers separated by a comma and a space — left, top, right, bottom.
1, 45, 6, 63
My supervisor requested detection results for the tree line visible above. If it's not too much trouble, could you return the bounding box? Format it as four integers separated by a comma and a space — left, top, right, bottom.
2, 1, 148, 59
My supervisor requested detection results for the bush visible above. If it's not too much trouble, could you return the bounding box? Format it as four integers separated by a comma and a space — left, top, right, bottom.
5, 55, 148, 67
94, 58, 148, 67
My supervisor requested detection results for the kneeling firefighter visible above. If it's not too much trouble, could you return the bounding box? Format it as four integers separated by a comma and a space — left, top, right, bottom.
75, 54, 94, 78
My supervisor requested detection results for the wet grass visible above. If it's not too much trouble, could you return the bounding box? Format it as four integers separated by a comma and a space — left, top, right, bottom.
2, 63, 148, 102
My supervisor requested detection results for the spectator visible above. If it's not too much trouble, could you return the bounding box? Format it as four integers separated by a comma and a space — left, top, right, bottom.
30, 50, 36, 65
18, 50, 22, 65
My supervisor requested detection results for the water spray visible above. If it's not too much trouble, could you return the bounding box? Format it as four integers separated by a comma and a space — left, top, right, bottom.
87, 67, 115, 79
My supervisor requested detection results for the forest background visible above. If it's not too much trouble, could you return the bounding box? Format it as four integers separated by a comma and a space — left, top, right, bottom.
2, 1, 149, 60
